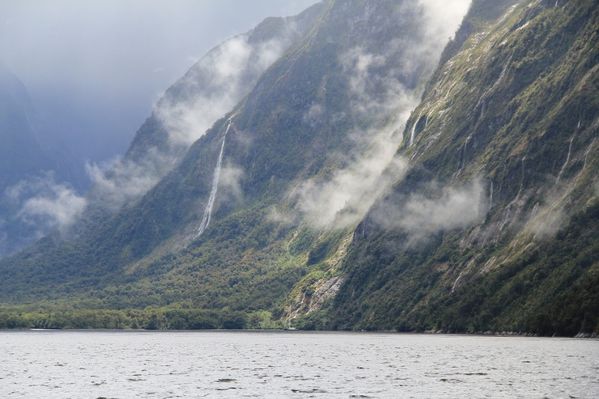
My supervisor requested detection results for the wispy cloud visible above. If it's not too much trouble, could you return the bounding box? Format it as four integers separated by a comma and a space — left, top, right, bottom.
6, 174, 87, 234
83, 30, 292, 214
416, 0, 472, 56
156, 35, 286, 146
373, 179, 487, 244
290, 123, 410, 229
84, 147, 175, 211
282, 1, 471, 231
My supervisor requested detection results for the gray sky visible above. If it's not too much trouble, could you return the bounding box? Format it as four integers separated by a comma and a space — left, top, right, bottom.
0, 0, 318, 163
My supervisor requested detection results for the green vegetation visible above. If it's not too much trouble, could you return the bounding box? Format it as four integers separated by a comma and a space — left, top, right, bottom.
0, 306, 249, 330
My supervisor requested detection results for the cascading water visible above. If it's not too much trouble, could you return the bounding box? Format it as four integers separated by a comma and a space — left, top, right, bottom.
488, 180, 494, 211
556, 119, 581, 185
409, 112, 421, 147
195, 118, 233, 238
556, 134, 575, 184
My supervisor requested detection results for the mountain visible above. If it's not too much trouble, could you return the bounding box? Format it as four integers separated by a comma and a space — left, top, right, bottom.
0, 65, 84, 256
0, 65, 50, 189
325, 0, 599, 336
84, 2, 327, 213
0, 0, 597, 336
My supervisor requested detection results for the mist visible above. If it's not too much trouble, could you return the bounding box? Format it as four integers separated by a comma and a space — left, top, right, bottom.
287, 0, 472, 230
6, 174, 86, 235
373, 179, 487, 244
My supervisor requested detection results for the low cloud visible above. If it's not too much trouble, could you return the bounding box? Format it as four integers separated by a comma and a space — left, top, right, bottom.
302, 103, 324, 127
7, 174, 87, 234
523, 185, 576, 241
85, 147, 176, 211
290, 124, 409, 229
283, 2, 471, 231
109, 32, 291, 214
156, 35, 286, 147
417, 0, 472, 54
340, 46, 418, 121
286, 35, 428, 230
373, 179, 487, 243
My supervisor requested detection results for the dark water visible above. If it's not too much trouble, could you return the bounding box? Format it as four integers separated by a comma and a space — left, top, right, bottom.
1, 331, 597, 398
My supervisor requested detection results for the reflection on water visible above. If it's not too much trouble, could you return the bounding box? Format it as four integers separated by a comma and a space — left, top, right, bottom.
1, 331, 598, 398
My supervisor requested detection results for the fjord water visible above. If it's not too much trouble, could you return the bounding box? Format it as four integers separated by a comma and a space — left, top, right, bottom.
1, 331, 597, 398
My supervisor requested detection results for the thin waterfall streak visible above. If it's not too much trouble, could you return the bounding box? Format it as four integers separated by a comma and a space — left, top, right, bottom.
196, 119, 233, 238
489, 180, 494, 211
556, 134, 575, 184
409, 112, 422, 147
460, 135, 471, 171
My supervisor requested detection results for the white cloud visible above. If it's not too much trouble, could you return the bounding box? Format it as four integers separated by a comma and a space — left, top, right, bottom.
525, 203, 565, 240
84, 32, 291, 213
286, 1, 472, 231
156, 35, 286, 146
290, 123, 409, 229
418, 0, 472, 44
374, 179, 487, 243
85, 147, 175, 211
8, 174, 87, 233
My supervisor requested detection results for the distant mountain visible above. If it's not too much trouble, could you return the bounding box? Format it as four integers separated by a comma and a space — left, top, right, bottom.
0, 0, 597, 336
0, 65, 84, 256
0, 64, 50, 189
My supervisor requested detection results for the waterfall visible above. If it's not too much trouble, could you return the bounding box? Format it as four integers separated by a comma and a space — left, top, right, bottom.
582, 138, 596, 172
556, 134, 575, 184
409, 112, 421, 147
489, 180, 494, 211
459, 134, 471, 171
519, 156, 526, 193
195, 119, 233, 238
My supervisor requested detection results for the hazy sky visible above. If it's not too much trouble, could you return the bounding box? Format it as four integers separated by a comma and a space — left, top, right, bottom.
0, 0, 318, 163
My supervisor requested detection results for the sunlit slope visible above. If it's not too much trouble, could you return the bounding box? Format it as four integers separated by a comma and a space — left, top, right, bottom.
329, 0, 599, 335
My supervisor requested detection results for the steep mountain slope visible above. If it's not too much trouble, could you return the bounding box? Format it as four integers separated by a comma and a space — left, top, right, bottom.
326, 0, 599, 336
0, 0, 464, 328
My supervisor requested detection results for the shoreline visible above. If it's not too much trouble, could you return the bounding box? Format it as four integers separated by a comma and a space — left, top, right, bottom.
0, 328, 597, 339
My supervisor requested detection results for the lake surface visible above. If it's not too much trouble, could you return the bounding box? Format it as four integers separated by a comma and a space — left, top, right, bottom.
1, 331, 597, 398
